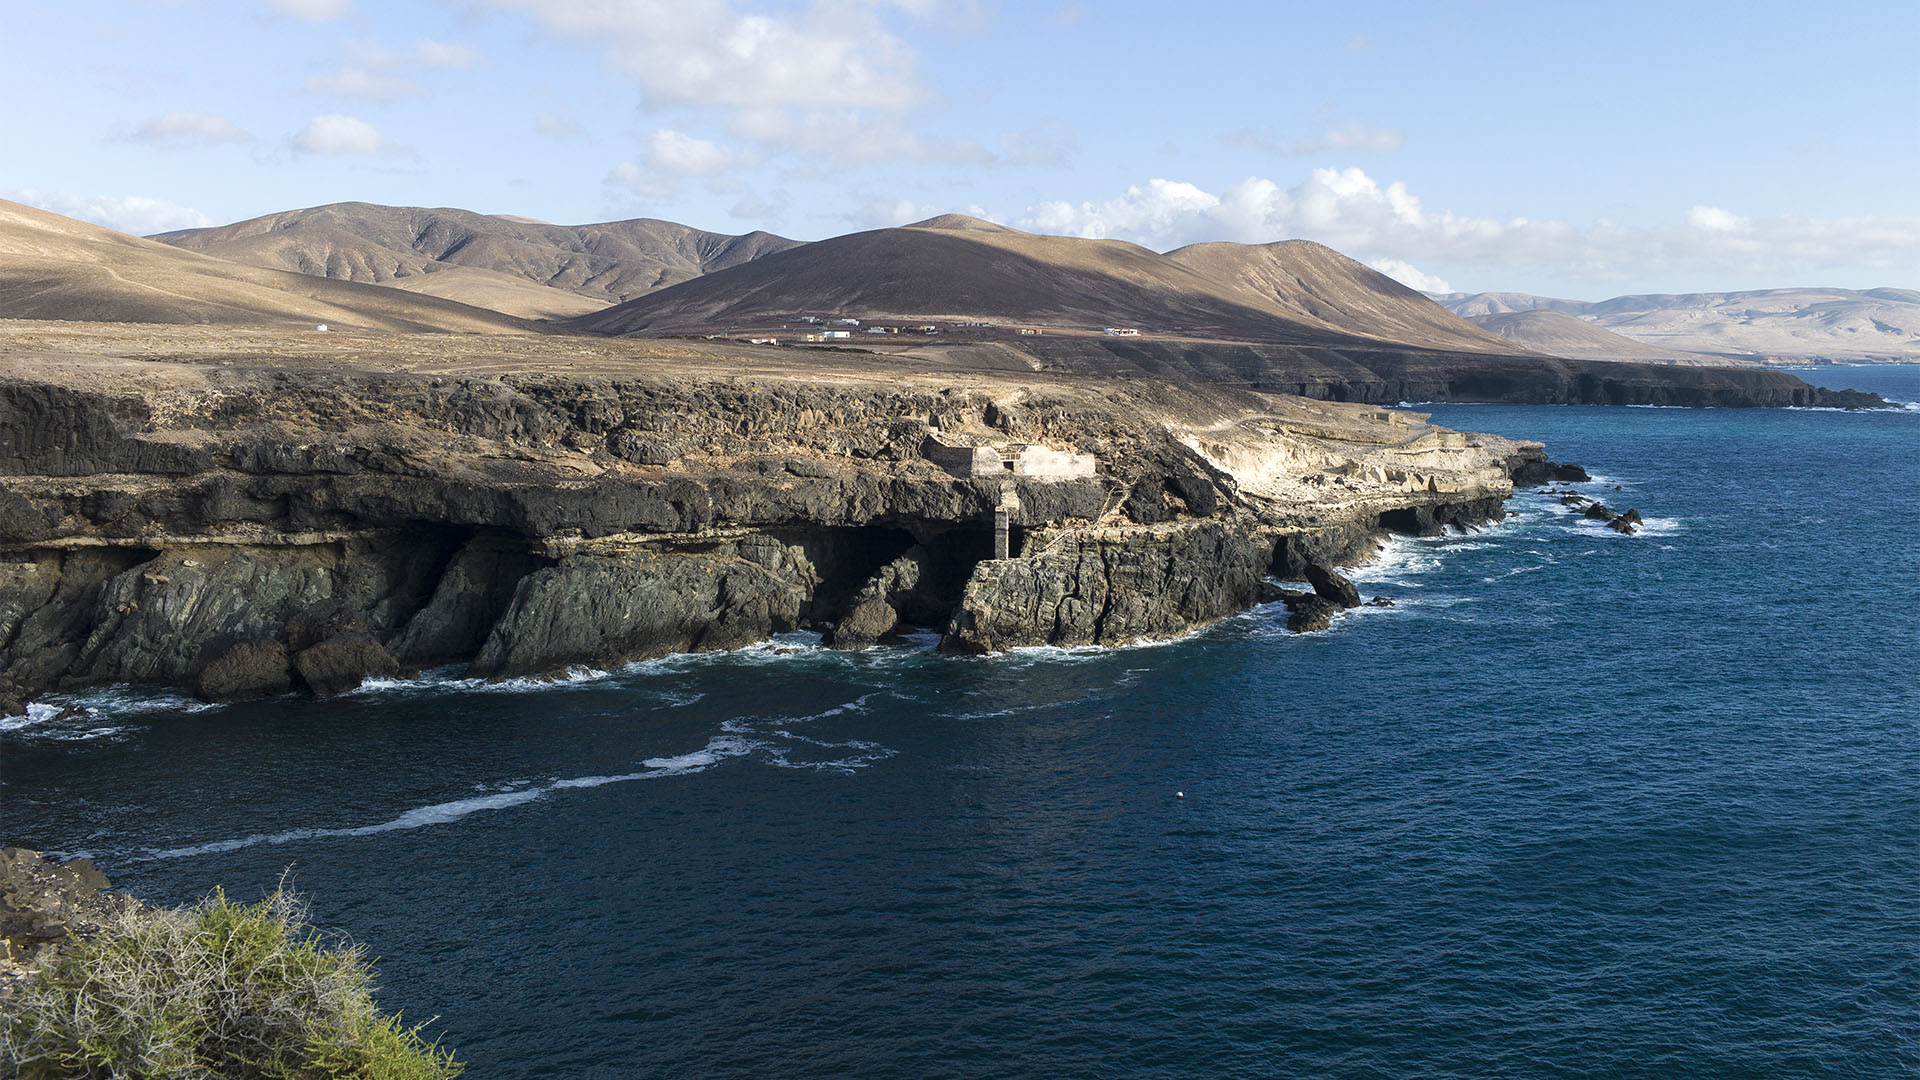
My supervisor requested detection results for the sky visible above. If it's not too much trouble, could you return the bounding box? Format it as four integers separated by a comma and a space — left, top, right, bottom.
5, 0, 1917, 299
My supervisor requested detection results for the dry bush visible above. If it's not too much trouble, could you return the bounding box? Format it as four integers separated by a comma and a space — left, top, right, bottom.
1, 888, 460, 1079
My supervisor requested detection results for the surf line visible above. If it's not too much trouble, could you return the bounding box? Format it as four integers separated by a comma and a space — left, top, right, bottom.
140, 735, 756, 861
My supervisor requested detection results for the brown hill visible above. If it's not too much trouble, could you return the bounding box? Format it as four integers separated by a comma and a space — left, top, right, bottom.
0, 200, 532, 333
572, 215, 1528, 355
154, 202, 801, 319
1466, 310, 1753, 366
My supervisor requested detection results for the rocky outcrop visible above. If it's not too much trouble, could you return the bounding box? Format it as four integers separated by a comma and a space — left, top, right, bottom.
1019, 337, 1891, 409
0, 848, 143, 995
1562, 493, 1644, 536
0, 356, 1558, 707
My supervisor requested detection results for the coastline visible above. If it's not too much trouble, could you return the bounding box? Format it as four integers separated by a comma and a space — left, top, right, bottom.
0, 328, 1580, 714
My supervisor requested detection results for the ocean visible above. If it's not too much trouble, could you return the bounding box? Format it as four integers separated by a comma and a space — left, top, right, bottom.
6, 366, 1917, 1079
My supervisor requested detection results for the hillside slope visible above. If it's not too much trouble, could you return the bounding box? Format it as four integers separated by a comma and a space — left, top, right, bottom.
573, 216, 1530, 356
155, 202, 801, 318
0, 200, 531, 333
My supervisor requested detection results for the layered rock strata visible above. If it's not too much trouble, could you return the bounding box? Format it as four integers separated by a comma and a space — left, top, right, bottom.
0, 349, 1560, 711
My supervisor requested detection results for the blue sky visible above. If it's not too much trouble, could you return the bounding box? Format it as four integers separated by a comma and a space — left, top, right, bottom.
6, 0, 1916, 298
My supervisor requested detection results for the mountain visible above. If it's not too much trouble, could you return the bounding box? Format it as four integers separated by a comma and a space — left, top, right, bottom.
572, 215, 1527, 356
1465, 310, 1751, 366
153, 202, 802, 320
0, 199, 530, 333
1432, 287, 1920, 363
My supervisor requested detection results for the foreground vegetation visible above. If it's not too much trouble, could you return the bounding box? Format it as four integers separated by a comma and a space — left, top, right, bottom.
2, 888, 460, 1079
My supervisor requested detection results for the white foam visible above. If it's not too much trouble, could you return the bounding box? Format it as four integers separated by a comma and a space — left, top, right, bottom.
142, 733, 761, 861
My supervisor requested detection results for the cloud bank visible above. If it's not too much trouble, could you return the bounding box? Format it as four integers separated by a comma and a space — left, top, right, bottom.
293, 113, 386, 155
1020, 168, 1920, 284
7, 189, 212, 235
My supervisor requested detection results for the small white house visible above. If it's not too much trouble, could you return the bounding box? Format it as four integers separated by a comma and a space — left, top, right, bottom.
1103, 327, 1140, 336
822, 330, 852, 339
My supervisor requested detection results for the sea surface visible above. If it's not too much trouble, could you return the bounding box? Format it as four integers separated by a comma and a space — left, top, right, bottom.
6, 366, 1917, 1080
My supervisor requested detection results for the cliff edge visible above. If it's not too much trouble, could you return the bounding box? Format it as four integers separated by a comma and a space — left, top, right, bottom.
0, 322, 1565, 712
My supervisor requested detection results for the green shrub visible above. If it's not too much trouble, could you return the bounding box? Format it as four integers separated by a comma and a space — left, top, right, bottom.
2, 887, 461, 1080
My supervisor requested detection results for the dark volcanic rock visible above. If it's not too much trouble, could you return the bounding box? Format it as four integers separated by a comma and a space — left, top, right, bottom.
1303, 563, 1362, 609
1550, 462, 1591, 482
942, 523, 1269, 653
193, 639, 292, 702
1608, 517, 1637, 535
1018, 337, 1894, 409
828, 599, 900, 647
293, 633, 401, 697
1583, 503, 1615, 521
1285, 595, 1341, 632
468, 535, 818, 678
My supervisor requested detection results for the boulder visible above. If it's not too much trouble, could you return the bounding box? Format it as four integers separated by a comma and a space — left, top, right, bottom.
293, 633, 401, 698
1607, 517, 1637, 535
1583, 503, 1614, 521
1285, 595, 1341, 632
827, 599, 900, 647
193, 639, 292, 703
1367, 596, 1395, 607
1303, 563, 1362, 608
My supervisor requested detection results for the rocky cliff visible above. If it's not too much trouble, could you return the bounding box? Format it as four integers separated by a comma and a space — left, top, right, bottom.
0, 326, 1565, 713
1010, 337, 1886, 408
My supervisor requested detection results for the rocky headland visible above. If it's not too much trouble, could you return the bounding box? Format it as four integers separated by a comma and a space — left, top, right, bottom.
0, 322, 1587, 713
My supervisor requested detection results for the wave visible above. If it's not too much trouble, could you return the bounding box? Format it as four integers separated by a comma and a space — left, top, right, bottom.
141, 733, 766, 861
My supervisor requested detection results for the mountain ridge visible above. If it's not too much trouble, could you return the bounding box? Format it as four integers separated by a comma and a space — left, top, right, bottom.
571, 218, 1531, 357
154, 202, 803, 319
0, 198, 531, 333
1432, 287, 1920, 363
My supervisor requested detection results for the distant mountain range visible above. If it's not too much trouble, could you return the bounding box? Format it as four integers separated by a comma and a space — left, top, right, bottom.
572, 213, 1522, 356
1432, 288, 1920, 364
1, 198, 1886, 408
0, 198, 529, 333
1462, 310, 1754, 367
153, 202, 800, 321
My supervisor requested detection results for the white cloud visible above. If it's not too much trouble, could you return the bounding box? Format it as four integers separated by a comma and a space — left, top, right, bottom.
644, 129, 743, 176
484, 0, 927, 111
1686, 205, 1746, 232
852, 198, 991, 228
729, 191, 787, 220
306, 67, 426, 101
267, 0, 350, 20
6, 188, 212, 235
727, 107, 991, 165
1368, 258, 1451, 294
415, 38, 480, 68
126, 111, 251, 147
1291, 121, 1404, 155
1019, 168, 1920, 282
293, 113, 386, 154
607, 160, 676, 199
862, 198, 925, 227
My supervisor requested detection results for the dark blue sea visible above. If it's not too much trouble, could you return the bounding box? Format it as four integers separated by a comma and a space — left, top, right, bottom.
7, 366, 1918, 1080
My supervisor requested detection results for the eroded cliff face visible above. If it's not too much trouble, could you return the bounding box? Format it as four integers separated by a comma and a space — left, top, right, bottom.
0, 350, 1553, 712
